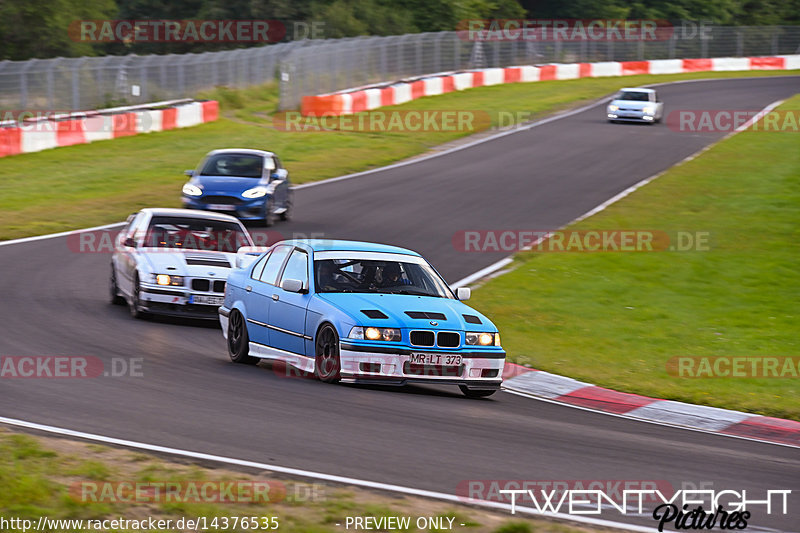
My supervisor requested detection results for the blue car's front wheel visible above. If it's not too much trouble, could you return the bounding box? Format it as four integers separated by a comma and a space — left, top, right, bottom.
228, 311, 258, 365
314, 325, 341, 383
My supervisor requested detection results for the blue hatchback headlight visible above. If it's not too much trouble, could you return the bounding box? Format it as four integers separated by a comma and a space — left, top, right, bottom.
182, 183, 202, 196
242, 186, 269, 199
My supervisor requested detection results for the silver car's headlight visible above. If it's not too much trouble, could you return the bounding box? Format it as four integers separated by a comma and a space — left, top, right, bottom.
642, 106, 655, 115
182, 183, 202, 196
466, 332, 500, 346
154, 274, 184, 286
348, 326, 401, 342
242, 186, 269, 199
608, 105, 619, 112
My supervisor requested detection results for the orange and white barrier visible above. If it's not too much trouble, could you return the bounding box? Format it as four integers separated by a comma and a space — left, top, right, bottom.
0, 100, 218, 158
301, 55, 800, 116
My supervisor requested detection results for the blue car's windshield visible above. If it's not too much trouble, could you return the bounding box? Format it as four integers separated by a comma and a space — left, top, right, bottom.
315, 259, 453, 298
200, 154, 263, 178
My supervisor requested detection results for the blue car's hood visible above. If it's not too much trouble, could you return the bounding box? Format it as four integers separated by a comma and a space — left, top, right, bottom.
318, 292, 496, 332
194, 175, 263, 194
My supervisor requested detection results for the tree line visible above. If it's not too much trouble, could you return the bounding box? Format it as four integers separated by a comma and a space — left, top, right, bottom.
0, 0, 798, 60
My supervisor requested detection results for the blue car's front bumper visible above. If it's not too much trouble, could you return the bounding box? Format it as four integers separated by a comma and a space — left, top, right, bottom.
337, 340, 505, 388
182, 195, 266, 221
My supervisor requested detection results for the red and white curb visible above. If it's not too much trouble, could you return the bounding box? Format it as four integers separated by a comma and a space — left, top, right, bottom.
301, 54, 800, 116
0, 99, 219, 158
501, 363, 800, 447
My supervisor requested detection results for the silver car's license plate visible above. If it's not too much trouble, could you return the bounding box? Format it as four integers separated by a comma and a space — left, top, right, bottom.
206, 204, 236, 211
191, 295, 224, 306
410, 353, 462, 365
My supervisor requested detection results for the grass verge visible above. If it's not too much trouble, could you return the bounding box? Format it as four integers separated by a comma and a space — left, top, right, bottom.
0, 428, 601, 533
470, 96, 800, 420
0, 70, 797, 240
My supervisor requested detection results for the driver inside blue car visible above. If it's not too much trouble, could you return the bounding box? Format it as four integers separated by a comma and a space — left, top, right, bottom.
380, 263, 412, 287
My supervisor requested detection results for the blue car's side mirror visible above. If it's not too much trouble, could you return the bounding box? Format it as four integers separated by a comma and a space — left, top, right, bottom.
183, 169, 194, 177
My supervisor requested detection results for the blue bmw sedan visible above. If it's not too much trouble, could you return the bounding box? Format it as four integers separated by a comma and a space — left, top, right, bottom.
181, 149, 292, 226
219, 240, 505, 397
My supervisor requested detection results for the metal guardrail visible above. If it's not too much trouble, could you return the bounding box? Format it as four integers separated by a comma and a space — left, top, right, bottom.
0, 42, 304, 111
0, 26, 798, 112
277, 26, 800, 109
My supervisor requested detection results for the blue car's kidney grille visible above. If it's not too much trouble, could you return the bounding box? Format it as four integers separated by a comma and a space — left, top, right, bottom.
437, 332, 460, 348
410, 331, 435, 347
202, 195, 243, 205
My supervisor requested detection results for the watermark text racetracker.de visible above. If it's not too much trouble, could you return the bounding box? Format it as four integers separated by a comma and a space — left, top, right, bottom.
0, 356, 142, 379
667, 356, 800, 378
69, 20, 326, 43
273, 110, 490, 133
453, 230, 711, 253
667, 110, 800, 133
67, 229, 323, 253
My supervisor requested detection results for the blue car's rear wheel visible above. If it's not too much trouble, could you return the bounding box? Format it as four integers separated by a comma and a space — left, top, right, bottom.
228, 310, 258, 365
314, 325, 340, 383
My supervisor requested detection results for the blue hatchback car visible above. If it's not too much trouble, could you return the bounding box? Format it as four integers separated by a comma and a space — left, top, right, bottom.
181, 149, 292, 226
219, 240, 505, 397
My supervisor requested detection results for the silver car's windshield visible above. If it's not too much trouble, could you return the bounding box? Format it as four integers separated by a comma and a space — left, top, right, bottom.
143, 216, 251, 252
315, 258, 454, 298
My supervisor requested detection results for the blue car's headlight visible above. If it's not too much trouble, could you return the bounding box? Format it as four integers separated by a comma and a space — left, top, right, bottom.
349, 326, 401, 342
242, 186, 269, 199
182, 183, 202, 196
466, 332, 500, 346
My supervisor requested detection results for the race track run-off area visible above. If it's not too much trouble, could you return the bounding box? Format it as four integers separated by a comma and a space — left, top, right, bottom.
1, 76, 799, 532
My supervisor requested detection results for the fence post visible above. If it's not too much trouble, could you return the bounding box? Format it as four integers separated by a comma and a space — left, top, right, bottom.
46, 60, 56, 109
450, 32, 458, 70
20, 59, 35, 109
737, 29, 744, 56
71, 58, 84, 109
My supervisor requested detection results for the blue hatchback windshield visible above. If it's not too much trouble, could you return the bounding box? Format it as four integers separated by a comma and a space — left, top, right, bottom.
200, 154, 263, 178
315, 259, 453, 298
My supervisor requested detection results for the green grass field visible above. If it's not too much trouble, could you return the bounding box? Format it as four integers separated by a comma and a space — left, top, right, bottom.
0, 428, 591, 533
0, 70, 796, 240
470, 96, 800, 420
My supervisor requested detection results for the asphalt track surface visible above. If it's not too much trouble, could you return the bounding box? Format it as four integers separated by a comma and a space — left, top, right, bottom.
1, 77, 799, 531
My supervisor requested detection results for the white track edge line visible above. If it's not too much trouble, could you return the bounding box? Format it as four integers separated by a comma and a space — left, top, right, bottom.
1, 76, 794, 249
294, 74, 799, 191
450, 97, 785, 289
292, 99, 609, 191
0, 415, 669, 533
0, 222, 124, 248
0, 89, 794, 519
